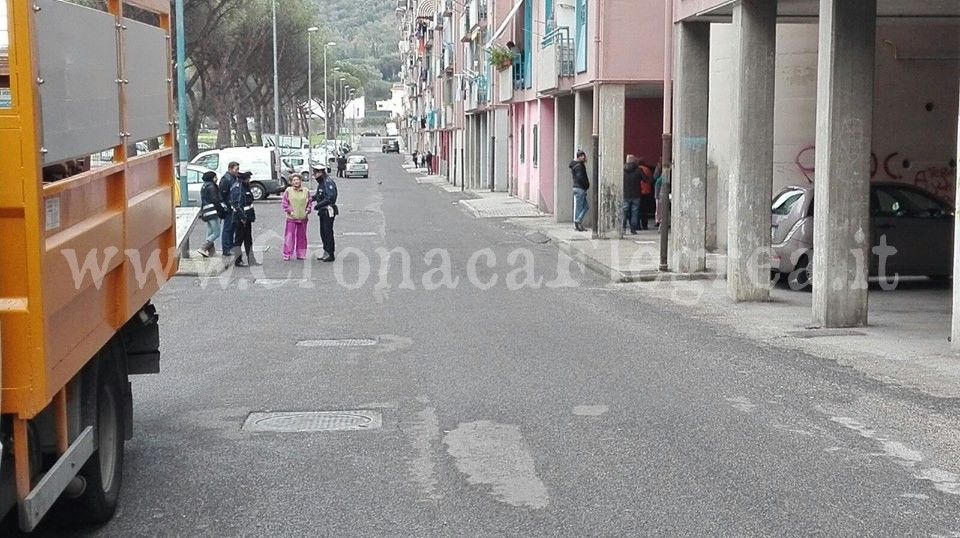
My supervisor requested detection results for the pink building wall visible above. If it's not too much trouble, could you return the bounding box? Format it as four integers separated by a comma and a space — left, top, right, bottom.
600, 0, 666, 82
572, 0, 666, 87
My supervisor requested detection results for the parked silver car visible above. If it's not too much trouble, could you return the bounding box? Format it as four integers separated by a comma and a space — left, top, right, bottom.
771, 182, 954, 290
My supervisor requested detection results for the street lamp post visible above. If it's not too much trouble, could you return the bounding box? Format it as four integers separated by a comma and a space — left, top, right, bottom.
306, 27, 319, 173
272, 0, 280, 138
338, 77, 346, 138
323, 42, 336, 142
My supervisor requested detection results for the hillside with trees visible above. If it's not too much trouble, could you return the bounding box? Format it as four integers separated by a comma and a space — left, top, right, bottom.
175, 0, 401, 155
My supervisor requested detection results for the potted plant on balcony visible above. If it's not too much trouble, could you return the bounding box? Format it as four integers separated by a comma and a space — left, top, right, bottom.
488, 45, 514, 71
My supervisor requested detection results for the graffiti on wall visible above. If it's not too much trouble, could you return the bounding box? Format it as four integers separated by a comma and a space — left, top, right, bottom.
794, 145, 957, 200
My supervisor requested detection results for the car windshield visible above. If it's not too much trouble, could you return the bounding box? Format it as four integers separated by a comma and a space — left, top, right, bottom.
875, 186, 951, 218
772, 189, 805, 216
348, 156, 367, 164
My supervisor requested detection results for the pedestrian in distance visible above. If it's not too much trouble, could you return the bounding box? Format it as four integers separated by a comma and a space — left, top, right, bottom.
219, 161, 240, 256
230, 171, 258, 267
622, 155, 643, 235
336, 153, 347, 178
653, 161, 664, 228
197, 171, 226, 257
411, 150, 419, 167
425, 150, 434, 173
569, 150, 590, 231
312, 166, 339, 262
637, 157, 656, 230
281, 174, 313, 261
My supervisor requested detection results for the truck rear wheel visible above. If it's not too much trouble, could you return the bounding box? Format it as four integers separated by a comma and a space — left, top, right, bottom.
67, 345, 126, 524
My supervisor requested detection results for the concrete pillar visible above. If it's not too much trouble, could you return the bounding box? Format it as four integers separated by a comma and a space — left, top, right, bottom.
494, 109, 509, 192
670, 21, 711, 273
574, 90, 595, 226
952, 88, 960, 349
554, 95, 576, 222
727, 0, 777, 301
811, 0, 876, 327
596, 84, 626, 237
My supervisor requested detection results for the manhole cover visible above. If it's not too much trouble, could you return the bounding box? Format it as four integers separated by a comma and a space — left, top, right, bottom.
243, 411, 382, 432
296, 338, 378, 347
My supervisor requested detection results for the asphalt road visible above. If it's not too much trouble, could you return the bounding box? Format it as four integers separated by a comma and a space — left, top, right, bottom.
30, 153, 960, 536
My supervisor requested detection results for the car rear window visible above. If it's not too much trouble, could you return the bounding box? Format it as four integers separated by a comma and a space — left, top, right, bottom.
772, 189, 805, 216
348, 156, 367, 164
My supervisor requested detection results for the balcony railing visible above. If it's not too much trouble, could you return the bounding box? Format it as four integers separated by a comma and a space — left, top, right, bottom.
542, 26, 574, 78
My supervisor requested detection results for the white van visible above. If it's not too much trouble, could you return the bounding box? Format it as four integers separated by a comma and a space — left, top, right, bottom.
190, 147, 285, 200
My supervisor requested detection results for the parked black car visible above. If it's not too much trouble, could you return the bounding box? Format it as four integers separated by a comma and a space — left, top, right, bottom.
382, 139, 400, 153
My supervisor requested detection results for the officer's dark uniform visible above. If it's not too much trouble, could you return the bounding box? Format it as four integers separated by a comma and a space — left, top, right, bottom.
313, 170, 338, 262
219, 171, 237, 256
230, 172, 257, 266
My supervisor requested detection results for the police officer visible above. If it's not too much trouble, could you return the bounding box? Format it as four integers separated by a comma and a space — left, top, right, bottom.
230, 171, 258, 267
197, 171, 224, 257
219, 161, 240, 256
312, 166, 338, 262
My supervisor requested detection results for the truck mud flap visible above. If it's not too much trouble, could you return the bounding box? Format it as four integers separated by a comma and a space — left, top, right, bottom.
121, 303, 161, 375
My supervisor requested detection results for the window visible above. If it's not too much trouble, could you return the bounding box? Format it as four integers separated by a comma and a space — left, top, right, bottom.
771, 189, 804, 216
888, 187, 950, 218
186, 169, 203, 184
194, 154, 219, 171
575, 0, 588, 73
872, 188, 904, 217
519, 125, 525, 163
1, 0, 12, 109
532, 125, 539, 167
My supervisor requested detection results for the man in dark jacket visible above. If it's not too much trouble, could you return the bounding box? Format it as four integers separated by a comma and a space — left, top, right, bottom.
622, 155, 643, 234
336, 154, 348, 178
197, 171, 224, 257
229, 171, 258, 267
313, 167, 339, 262
219, 161, 240, 256
569, 150, 589, 231
637, 157, 655, 230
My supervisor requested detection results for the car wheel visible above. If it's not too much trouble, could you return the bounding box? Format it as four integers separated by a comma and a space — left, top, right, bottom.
363, 174, 369, 179
249, 182, 266, 201
787, 254, 813, 292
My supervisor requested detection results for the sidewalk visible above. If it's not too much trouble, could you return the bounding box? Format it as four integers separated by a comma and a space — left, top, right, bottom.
505, 216, 724, 283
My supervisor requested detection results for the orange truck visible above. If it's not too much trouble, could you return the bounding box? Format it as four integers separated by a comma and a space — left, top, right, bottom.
0, 0, 178, 530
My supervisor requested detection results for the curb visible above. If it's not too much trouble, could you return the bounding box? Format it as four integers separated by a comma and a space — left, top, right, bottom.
545, 231, 718, 283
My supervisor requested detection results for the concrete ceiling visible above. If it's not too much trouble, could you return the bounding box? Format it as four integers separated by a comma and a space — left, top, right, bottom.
685, 0, 960, 22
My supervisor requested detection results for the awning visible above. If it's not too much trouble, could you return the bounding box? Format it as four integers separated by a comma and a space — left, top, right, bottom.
416, 0, 438, 19
484, 0, 524, 49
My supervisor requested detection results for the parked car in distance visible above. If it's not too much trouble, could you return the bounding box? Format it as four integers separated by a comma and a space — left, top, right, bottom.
381, 138, 400, 153
345, 155, 369, 178
175, 163, 216, 206
190, 146, 284, 200
771, 182, 955, 290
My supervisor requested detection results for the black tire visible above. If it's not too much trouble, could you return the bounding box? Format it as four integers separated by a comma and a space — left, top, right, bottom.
787, 254, 813, 292
363, 174, 369, 179
70, 346, 125, 524
249, 182, 266, 201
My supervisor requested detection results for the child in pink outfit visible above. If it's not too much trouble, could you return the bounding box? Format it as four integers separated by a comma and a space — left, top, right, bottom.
281, 174, 313, 260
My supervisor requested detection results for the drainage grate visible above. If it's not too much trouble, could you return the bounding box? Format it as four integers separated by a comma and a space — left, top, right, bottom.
242, 411, 382, 432
296, 338, 378, 347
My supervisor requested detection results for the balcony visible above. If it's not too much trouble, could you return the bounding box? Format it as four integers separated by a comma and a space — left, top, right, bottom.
536, 26, 574, 93
498, 67, 513, 102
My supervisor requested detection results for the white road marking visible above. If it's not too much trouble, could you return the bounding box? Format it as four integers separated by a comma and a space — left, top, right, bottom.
725, 396, 757, 413
573, 405, 609, 417
407, 407, 442, 501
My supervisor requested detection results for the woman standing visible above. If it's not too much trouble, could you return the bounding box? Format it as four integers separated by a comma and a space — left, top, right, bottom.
281, 174, 312, 260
